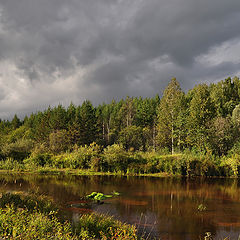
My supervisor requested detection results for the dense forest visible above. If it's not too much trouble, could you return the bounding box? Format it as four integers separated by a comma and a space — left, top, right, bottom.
1, 77, 240, 176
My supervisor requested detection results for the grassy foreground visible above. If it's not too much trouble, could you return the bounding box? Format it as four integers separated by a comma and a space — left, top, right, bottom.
0, 192, 138, 239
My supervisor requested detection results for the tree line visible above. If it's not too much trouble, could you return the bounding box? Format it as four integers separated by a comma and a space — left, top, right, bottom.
1, 76, 240, 168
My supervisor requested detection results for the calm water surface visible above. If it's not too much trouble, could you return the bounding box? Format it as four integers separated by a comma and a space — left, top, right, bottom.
0, 174, 240, 240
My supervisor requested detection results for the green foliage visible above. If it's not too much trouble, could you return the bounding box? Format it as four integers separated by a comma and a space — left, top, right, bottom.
103, 144, 130, 172
118, 125, 143, 151
0, 207, 74, 240
0, 193, 138, 240
208, 117, 235, 155
78, 100, 97, 145
157, 78, 185, 154
24, 153, 53, 168
135, 97, 157, 128
7, 125, 31, 143
72, 143, 102, 170
112, 191, 120, 196
118, 96, 137, 129
210, 76, 240, 117
74, 213, 137, 240
0, 192, 72, 239
49, 129, 70, 154
2, 76, 240, 177
232, 104, 240, 126
221, 154, 240, 177
1, 139, 33, 161
0, 192, 57, 214
187, 83, 215, 150
86, 192, 113, 201
11, 114, 21, 130
0, 158, 24, 170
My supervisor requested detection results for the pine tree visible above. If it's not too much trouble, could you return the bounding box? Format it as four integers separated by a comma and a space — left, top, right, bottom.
11, 114, 21, 130
79, 100, 97, 145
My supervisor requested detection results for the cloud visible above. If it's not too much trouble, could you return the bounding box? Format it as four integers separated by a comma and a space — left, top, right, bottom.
0, 0, 240, 118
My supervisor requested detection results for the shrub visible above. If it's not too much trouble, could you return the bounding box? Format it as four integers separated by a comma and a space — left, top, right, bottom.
1, 139, 33, 162
221, 154, 240, 177
69, 143, 102, 170
24, 153, 53, 167
118, 126, 143, 151
103, 144, 130, 172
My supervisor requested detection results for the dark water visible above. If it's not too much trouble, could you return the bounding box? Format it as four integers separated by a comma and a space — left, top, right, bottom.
1, 174, 240, 240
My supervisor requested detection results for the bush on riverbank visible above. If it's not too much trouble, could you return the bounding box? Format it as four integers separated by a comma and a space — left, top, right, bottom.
1, 142, 240, 177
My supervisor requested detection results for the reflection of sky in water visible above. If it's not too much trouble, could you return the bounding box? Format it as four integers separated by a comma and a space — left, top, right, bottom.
1, 174, 240, 239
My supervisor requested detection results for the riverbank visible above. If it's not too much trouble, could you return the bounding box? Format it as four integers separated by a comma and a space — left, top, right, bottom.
0, 145, 239, 177
0, 168, 172, 177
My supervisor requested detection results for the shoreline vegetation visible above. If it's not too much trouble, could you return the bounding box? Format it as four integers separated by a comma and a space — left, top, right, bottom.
1, 77, 240, 177
0, 147, 239, 177
0, 168, 171, 178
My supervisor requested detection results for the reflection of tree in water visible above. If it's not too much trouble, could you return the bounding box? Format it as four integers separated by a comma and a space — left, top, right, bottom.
1, 174, 240, 239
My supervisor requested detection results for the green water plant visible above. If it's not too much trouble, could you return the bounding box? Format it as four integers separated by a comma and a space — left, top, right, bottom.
112, 190, 120, 196
86, 192, 113, 201
197, 203, 207, 212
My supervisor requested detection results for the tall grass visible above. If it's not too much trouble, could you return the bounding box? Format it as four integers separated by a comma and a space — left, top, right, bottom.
0, 192, 139, 239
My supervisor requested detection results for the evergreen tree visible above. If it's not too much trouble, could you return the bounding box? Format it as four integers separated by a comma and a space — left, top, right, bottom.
49, 105, 67, 131
66, 102, 76, 126
68, 106, 81, 146
11, 114, 21, 130
79, 100, 97, 145
34, 109, 52, 143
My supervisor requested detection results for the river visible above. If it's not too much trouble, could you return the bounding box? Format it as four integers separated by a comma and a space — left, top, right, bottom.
0, 174, 240, 239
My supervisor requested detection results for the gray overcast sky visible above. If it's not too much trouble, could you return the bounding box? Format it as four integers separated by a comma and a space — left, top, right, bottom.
0, 0, 240, 119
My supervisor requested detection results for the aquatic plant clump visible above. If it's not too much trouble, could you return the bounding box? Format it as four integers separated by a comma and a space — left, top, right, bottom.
197, 203, 207, 212
86, 191, 120, 201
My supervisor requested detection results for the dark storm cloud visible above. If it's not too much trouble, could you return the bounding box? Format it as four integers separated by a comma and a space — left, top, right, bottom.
0, 0, 240, 118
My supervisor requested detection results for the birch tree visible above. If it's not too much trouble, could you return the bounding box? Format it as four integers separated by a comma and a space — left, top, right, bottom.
157, 78, 184, 154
